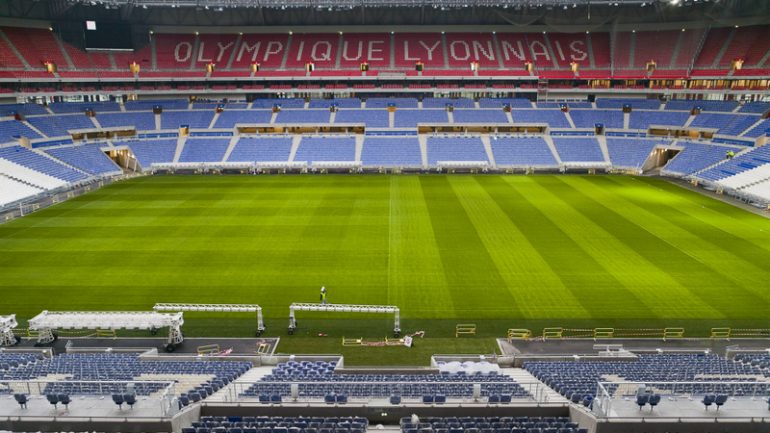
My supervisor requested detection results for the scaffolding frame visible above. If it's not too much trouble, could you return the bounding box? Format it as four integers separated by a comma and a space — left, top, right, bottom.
27, 310, 184, 347
288, 303, 401, 336
153, 303, 265, 336
0, 315, 18, 347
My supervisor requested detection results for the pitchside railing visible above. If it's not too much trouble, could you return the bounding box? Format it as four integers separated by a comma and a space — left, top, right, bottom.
225, 380, 557, 405
505, 326, 770, 341
0, 379, 178, 417
593, 380, 770, 420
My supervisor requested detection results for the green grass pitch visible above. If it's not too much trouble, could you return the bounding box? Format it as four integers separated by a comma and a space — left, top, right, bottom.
1, 174, 770, 364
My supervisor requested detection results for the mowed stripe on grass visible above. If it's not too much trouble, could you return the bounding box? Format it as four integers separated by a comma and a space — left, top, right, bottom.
0, 174, 768, 337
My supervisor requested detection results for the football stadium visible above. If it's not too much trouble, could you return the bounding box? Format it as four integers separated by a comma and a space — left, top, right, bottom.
1, 0, 770, 431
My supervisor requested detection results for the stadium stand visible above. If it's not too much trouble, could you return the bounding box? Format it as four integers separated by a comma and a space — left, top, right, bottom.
401, 416, 587, 433
161, 111, 216, 130
275, 110, 331, 124
360, 137, 422, 167
662, 142, 737, 176
453, 109, 509, 124
696, 145, 770, 182
179, 138, 231, 163
96, 112, 156, 131
628, 111, 691, 129
551, 137, 605, 163
525, 353, 766, 402
689, 113, 760, 136
427, 137, 488, 165
214, 110, 274, 128
44, 144, 122, 175
294, 136, 356, 162
0, 119, 43, 142
510, 110, 571, 128
605, 138, 664, 170
27, 114, 96, 137
568, 110, 624, 129
0, 175, 44, 206
490, 136, 558, 168
0, 145, 88, 182
334, 110, 389, 128
126, 139, 178, 168
394, 109, 449, 127
241, 361, 529, 400
227, 137, 293, 162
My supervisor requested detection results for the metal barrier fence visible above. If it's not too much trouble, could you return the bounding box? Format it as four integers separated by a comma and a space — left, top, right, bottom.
593, 380, 770, 420
0, 379, 178, 417
225, 380, 556, 405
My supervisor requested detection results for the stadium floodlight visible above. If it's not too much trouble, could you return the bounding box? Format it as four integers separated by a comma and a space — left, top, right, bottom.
288, 302, 401, 336
28, 310, 184, 348
0, 315, 18, 347
153, 303, 266, 336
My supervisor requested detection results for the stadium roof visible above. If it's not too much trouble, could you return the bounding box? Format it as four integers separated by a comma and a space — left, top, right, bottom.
1, 0, 768, 27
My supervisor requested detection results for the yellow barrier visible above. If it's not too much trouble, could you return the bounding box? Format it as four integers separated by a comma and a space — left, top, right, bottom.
95, 329, 116, 338
729, 328, 770, 338
542, 327, 564, 339
256, 343, 270, 354
593, 328, 614, 339
342, 337, 363, 346
663, 328, 685, 340
197, 344, 221, 355
710, 328, 731, 339
456, 324, 477, 337
507, 329, 532, 342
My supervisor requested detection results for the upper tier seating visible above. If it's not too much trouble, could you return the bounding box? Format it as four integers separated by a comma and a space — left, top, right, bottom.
394, 109, 449, 127
0, 104, 49, 117
689, 113, 760, 136
179, 138, 231, 163
294, 136, 356, 162
552, 137, 605, 162
367, 98, 419, 109
401, 417, 586, 433
739, 102, 770, 114
525, 353, 767, 402
0, 145, 87, 182
334, 110, 389, 128
125, 100, 189, 111
97, 112, 156, 131
453, 109, 509, 124
253, 99, 305, 109
1, 26, 768, 77
743, 118, 770, 138
45, 143, 122, 175
27, 114, 95, 137
568, 110, 623, 129
309, 99, 362, 109
510, 110, 571, 128
629, 111, 690, 130
126, 139, 178, 168
606, 138, 665, 169
48, 102, 121, 114
490, 136, 557, 167
536, 102, 593, 109
427, 137, 488, 165
0, 119, 43, 143
360, 137, 422, 167
478, 98, 532, 109
595, 99, 661, 110
275, 110, 331, 124
161, 111, 216, 129
662, 142, 736, 175
214, 110, 273, 128
423, 98, 475, 109
696, 145, 770, 182
664, 100, 739, 112
227, 137, 293, 162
